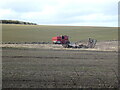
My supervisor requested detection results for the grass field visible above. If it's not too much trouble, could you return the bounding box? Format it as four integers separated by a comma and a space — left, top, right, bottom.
2, 24, 118, 42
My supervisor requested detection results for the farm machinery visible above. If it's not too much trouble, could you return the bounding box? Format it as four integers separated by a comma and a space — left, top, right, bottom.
52, 35, 97, 48
52, 35, 70, 44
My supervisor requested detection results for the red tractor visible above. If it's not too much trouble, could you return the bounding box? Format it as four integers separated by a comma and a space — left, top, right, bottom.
52, 35, 70, 44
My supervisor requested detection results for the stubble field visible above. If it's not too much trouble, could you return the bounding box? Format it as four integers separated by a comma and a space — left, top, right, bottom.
2, 47, 118, 88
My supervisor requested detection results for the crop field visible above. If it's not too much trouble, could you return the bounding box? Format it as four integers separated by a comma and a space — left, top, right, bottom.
2, 24, 118, 42
2, 24, 118, 89
2, 47, 118, 88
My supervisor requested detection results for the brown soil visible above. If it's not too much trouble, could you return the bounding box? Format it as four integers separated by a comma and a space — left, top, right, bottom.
1, 41, 118, 51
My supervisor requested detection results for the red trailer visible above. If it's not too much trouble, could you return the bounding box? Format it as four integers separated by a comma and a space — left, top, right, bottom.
52, 35, 70, 44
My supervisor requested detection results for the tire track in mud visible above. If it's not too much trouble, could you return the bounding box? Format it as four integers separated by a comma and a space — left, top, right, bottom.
2, 56, 115, 60
3, 56, 89, 59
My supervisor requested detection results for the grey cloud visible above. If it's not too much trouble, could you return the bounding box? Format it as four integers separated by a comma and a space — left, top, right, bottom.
0, 0, 118, 27
0, 0, 58, 12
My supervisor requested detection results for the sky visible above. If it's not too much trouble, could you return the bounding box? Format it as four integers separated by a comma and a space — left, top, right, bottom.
0, 0, 119, 27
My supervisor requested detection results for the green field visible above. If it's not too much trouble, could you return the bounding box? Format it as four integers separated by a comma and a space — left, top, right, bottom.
2, 24, 118, 42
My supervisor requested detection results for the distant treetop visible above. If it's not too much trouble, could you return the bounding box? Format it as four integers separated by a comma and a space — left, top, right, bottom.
1, 20, 37, 25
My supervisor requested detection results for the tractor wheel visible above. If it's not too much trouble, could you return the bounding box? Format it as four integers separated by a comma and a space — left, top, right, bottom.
62, 44, 69, 48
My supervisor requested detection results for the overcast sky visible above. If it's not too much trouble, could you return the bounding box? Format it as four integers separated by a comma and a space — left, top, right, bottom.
0, 0, 119, 27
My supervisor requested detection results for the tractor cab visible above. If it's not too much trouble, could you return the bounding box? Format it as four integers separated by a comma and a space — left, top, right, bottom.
52, 35, 70, 44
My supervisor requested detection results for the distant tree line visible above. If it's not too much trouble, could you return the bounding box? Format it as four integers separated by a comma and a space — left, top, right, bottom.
1, 20, 37, 25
